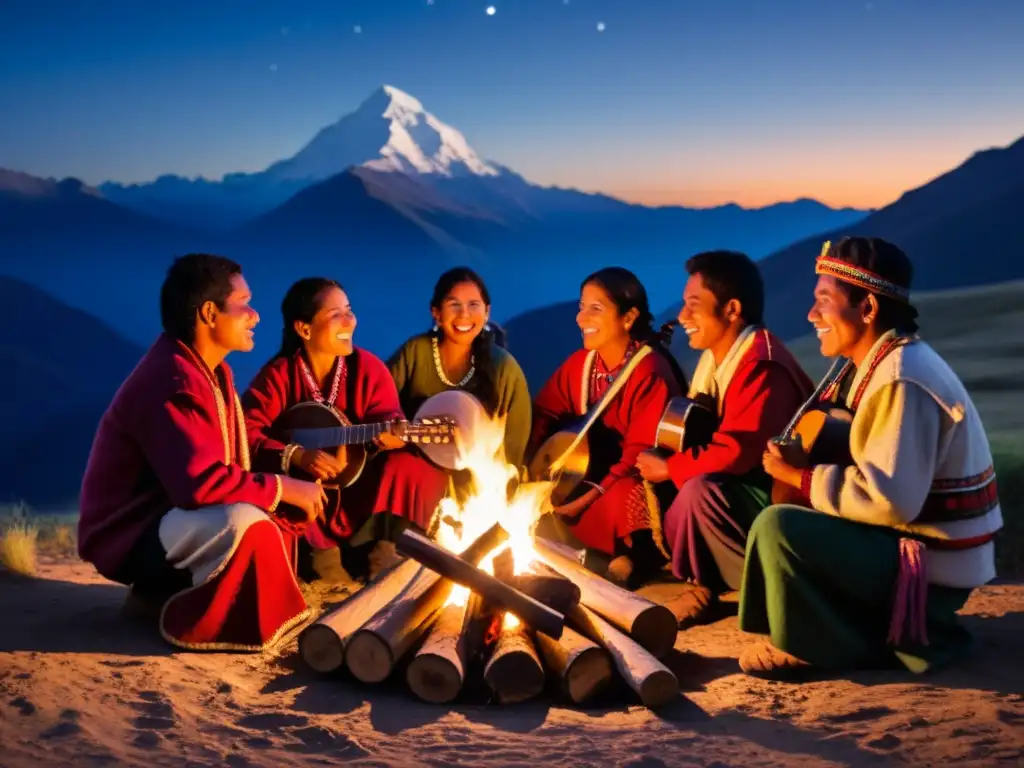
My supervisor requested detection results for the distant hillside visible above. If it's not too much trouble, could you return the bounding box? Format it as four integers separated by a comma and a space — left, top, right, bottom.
503, 301, 581, 387
0, 276, 145, 509
0, 169, 186, 244
656, 134, 1024, 351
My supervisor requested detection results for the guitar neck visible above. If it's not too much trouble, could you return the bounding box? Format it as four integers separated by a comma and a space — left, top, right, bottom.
293, 421, 393, 449
778, 358, 848, 440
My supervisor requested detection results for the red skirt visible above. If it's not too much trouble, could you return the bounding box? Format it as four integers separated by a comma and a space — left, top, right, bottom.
160, 518, 310, 651
565, 477, 653, 555
368, 447, 451, 532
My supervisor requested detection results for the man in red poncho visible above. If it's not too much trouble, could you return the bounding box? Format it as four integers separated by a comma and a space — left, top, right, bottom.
78, 253, 325, 651
636, 251, 814, 625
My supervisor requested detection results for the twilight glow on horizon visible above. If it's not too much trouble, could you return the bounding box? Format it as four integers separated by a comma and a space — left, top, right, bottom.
1, 0, 1022, 209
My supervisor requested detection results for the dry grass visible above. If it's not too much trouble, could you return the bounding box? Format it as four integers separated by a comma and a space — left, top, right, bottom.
37, 522, 77, 558
0, 522, 39, 577
789, 280, 1024, 578
0, 502, 78, 573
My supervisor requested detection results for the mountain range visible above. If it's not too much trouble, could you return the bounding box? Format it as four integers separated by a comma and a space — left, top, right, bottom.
506, 134, 1024, 384
1, 84, 1019, 508
0, 83, 868, 388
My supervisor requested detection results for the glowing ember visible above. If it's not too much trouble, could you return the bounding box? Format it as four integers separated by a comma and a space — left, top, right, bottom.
435, 412, 554, 612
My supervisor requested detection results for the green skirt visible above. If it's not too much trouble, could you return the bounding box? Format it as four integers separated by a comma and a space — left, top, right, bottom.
739, 504, 974, 673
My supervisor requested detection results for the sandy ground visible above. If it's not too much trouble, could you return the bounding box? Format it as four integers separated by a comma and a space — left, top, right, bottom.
1, 558, 1022, 768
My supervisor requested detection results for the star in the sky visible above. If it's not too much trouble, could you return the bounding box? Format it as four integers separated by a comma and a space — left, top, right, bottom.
486, 6, 496, 16
597, 22, 606, 32
354, 25, 362, 34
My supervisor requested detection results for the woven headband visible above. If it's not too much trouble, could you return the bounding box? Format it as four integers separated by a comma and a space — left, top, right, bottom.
815, 241, 911, 303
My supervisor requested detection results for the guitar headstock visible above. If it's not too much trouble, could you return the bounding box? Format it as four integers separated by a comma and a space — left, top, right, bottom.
403, 415, 457, 445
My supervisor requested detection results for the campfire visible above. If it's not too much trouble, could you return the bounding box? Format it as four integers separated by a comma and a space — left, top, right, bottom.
298, 415, 680, 709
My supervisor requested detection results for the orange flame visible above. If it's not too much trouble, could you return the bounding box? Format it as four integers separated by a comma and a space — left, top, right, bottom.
436, 412, 554, 610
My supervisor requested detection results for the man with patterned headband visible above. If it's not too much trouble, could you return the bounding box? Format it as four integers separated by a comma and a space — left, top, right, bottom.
739, 236, 1002, 678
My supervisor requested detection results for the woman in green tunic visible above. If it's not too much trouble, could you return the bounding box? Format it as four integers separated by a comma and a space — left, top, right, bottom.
364, 267, 531, 560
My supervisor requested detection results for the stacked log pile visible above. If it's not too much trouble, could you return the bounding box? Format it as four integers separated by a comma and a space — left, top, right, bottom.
298, 525, 680, 709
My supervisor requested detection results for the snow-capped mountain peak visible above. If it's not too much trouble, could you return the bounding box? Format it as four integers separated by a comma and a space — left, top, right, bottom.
264, 84, 500, 182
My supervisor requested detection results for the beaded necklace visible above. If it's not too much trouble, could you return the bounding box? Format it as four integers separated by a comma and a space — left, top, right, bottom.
297, 354, 346, 406
431, 335, 475, 388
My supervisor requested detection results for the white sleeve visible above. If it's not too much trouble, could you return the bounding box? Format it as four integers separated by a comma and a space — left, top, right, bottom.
810, 381, 942, 526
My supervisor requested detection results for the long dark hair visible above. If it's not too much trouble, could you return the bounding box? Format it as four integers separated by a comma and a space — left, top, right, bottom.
275, 277, 344, 360
430, 266, 502, 415
581, 267, 689, 392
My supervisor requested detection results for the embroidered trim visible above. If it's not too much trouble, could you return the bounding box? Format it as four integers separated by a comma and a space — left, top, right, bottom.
930, 465, 995, 491
233, 393, 251, 471
588, 341, 641, 405
431, 335, 474, 388
918, 468, 999, 524
552, 346, 653, 473
850, 335, 917, 411
298, 355, 345, 406
268, 475, 283, 514
578, 350, 597, 415
819, 361, 854, 404
157, 518, 311, 652
816, 242, 911, 304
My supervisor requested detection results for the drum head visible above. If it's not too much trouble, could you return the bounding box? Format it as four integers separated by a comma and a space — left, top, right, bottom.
414, 389, 490, 471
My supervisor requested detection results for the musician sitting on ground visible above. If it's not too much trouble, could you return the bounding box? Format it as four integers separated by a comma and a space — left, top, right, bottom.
634, 251, 813, 625
242, 277, 419, 581
78, 254, 325, 651
380, 266, 532, 545
528, 267, 689, 587
745, 237, 1002, 678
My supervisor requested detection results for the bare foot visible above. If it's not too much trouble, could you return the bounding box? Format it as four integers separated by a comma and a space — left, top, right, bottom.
739, 640, 811, 678
675, 584, 716, 627
368, 540, 402, 581
606, 555, 634, 584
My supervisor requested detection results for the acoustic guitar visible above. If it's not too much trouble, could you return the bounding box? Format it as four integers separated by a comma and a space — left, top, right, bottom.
768, 358, 853, 505
528, 418, 593, 507
279, 401, 456, 489
652, 393, 718, 456
530, 321, 689, 506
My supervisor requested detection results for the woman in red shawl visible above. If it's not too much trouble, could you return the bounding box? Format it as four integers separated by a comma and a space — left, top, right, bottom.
528, 267, 689, 586
242, 277, 414, 580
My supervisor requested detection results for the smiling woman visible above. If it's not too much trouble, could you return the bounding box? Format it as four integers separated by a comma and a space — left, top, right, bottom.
526, 267, 688, 587
241, 277, 420, 582
374, 267, 533, 546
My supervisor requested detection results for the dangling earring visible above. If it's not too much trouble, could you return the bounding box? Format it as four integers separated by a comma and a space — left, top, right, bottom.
432, 323, 439, 333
